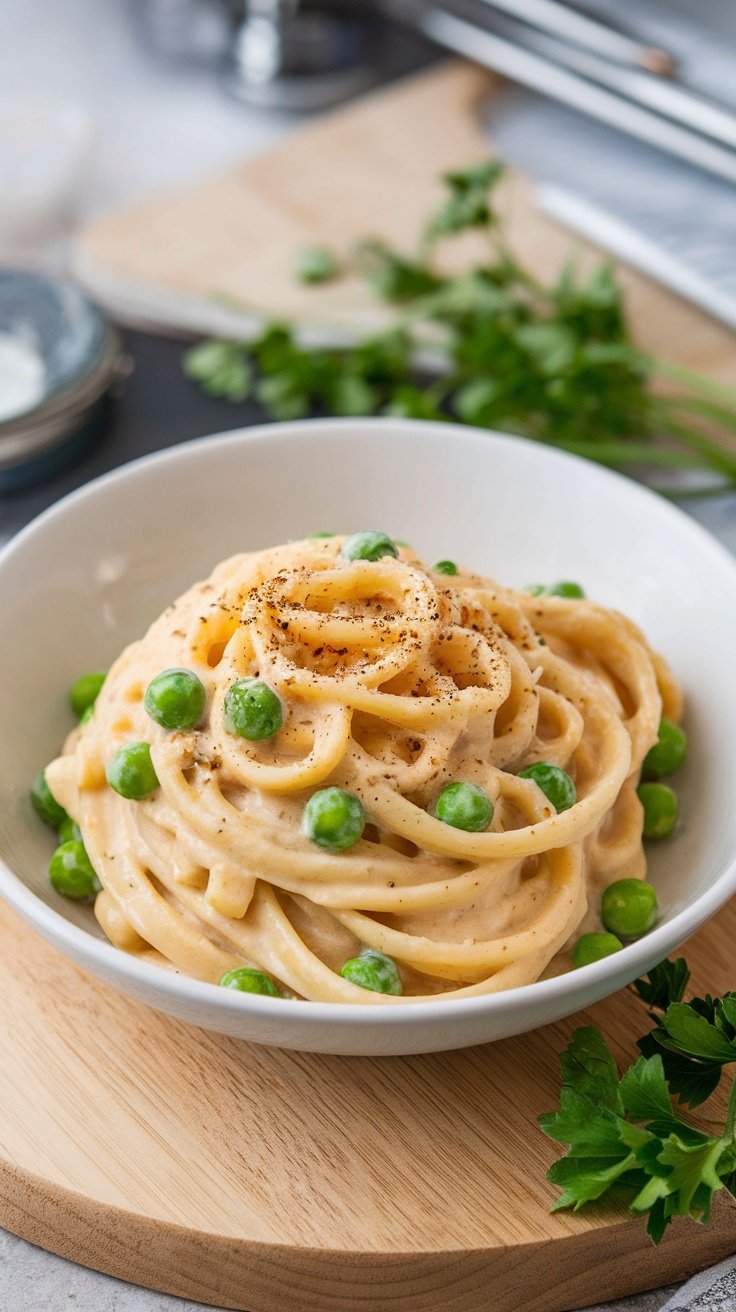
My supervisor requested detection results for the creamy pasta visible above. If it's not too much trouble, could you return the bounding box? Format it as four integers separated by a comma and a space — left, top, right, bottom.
45, 535, 682, 1004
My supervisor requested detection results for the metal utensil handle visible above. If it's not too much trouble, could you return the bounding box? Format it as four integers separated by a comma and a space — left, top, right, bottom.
475, 5, 736, 151
419, 6, 736, 186
476, 0, 674, 73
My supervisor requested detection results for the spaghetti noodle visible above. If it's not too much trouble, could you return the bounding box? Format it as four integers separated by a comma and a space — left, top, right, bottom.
46, 535, 681, 1003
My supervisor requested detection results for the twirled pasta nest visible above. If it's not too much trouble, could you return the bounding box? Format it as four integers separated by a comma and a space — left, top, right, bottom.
47, 536, 681, 1003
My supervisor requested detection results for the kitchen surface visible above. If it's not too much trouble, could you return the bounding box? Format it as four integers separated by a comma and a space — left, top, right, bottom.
2, 2, 736, 1311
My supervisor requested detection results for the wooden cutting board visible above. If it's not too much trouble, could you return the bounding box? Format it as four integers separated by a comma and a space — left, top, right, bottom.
1, 894, 735, 1312
74, 61, 736, 385
6, 58, 734, 1311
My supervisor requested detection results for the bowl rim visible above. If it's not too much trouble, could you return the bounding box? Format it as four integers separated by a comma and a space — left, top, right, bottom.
2, 415, 736, 1028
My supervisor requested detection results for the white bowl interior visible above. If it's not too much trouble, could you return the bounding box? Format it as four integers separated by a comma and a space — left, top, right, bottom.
1, 418, 735, 1054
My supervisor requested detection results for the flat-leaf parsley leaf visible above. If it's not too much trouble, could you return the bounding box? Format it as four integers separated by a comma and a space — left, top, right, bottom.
542, 962, 736, 1242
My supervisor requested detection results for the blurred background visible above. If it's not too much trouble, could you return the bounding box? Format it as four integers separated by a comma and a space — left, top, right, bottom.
1, 0, 736, 540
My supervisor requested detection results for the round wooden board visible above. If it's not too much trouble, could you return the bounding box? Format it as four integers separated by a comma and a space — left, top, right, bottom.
1, 894, 735, 1312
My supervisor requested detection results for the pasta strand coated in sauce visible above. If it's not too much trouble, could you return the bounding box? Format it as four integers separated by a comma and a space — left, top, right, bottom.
46, 538, 681, 1003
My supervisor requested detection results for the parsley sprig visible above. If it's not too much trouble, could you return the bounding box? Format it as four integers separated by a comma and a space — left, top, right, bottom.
541, 959, 736, 1243
184, 160, 736, 496
634, 962, 736, 1110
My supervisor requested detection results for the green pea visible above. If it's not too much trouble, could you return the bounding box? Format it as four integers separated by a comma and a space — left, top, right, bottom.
638, 781, 678, 840
601, 878, 658, 939
70, 671, 106, 718
434, 781, 493, 832
80, 705, 94, 726
49, 840, 100, 900
219, 966, 281, 996
303, 787, 365, 852
308, 532, 335, 538
341, 531, 398, 563
642, 718, 687, 780
30, 769, 67, 828
223, 678, 283, 741
525, 584, 546, 596
572, 932, 623, 969
340, 948, 403, 995
106, 742, 159, 800
58, 815, 82, 844
518, 761, 576, 813
145, 668, 207, 731
433, 560, 458, 576
547, 581, 585, 599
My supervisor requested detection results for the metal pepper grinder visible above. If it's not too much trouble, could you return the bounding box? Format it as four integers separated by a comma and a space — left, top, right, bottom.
224, 0, 384, 110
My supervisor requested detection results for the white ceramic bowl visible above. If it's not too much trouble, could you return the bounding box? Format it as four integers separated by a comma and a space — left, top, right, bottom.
2, 418, 736, 1056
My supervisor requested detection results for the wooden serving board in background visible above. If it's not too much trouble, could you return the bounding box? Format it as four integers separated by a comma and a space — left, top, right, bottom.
74, 61, 736, 385
4, 59, 733, 1311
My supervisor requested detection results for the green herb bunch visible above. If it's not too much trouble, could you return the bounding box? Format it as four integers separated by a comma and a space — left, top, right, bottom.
184, 160, 736, 496
541, 958, 736, 1242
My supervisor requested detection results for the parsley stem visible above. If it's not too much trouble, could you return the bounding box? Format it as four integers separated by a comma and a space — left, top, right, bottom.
651, 410, 736, 483
553, 439, 714, 470
648, 357, 736, 406
654, 483, 732, 501
667, 394, 736, 437
492, 234, 545, 295
726, 1076, 736, 1141
425, 378, 455, 407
